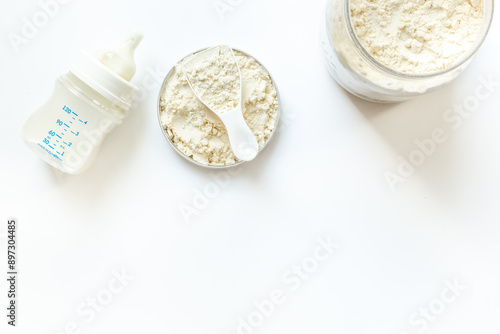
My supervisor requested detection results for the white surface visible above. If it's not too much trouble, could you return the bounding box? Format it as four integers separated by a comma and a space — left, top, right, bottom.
0, 0, 499, 333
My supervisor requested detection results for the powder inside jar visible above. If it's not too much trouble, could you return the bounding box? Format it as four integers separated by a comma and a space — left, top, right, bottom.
350, 0, 484, 74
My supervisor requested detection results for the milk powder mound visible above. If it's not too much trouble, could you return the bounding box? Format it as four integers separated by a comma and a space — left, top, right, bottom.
350, 0, 484, 74
160, 51, 279, 166
183, 45, 241, 115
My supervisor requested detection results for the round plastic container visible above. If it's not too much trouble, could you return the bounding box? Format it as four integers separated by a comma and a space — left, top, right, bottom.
157, 48, 281, 169
321, 0, 494, 102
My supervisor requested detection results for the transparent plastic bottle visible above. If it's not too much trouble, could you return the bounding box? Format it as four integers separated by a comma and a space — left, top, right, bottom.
22, 31, 143, 174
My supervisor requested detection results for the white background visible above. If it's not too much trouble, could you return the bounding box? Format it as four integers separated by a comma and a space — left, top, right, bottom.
1, 0, 499, 333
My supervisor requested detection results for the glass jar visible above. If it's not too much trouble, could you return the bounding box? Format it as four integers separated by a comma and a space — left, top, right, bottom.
321, 0, 494, 103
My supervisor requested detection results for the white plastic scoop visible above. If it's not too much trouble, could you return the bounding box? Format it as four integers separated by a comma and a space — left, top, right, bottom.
181, 45, 259, 161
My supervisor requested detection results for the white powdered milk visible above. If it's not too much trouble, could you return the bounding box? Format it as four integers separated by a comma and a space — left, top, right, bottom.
183, 45, 240, 115
350, 0, 484, 74
160, 51, 278, 166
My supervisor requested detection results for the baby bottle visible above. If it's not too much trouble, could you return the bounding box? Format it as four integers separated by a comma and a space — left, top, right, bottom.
22, 30, 143, 174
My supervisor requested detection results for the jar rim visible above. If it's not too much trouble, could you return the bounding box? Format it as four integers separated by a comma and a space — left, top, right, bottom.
344, 0, 495, 79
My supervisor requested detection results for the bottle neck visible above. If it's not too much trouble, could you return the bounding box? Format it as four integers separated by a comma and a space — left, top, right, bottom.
58, 72, 127, 119
69, 52, 137, 110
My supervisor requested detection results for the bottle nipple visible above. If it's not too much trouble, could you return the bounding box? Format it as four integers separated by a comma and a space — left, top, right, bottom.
94, 30, 144, 81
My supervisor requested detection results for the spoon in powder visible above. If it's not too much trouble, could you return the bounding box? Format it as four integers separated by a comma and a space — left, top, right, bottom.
181, 45, 259, 161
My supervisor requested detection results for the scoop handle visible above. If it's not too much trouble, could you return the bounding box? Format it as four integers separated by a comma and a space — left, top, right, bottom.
218, 106, 259, 161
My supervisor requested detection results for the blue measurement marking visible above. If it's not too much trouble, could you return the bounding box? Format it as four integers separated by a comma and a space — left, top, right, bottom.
63, 123, 69, 128
56, 134, 62, 139
63, 141, 68, 145
71, 131, 77, 135
56, 151, 61, 155
72, 112, 78, 116
79, 119, 84, 123
70, 121, 73, 124
48, 145, 55, 149
56, 139, 59, 143
64, 129, 67, 132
